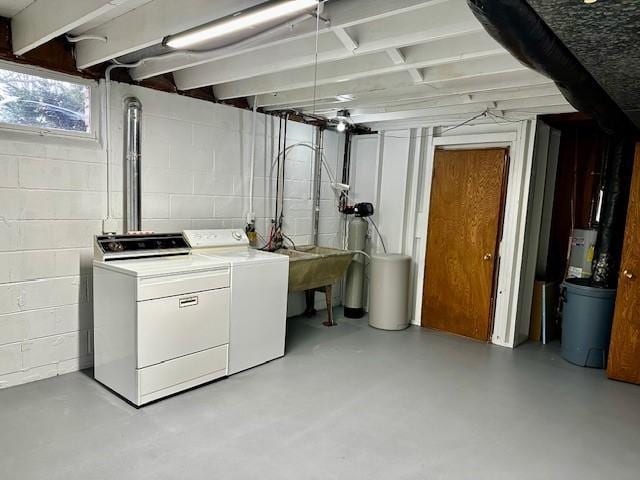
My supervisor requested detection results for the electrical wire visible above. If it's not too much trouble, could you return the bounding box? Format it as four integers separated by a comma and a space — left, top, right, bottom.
65, 34, 107, 43
265, 140, 347, 249
377, 108, 539, 140
367, 217, 387, 254
259, 223, 276, 251
440, 109, 489, 133
486, 110, 526, 124
270, 143, 344, 193
255, 229, 267, 245
282, 233, 297, 250
352, 249, 371, 259
379, 110, 490, 140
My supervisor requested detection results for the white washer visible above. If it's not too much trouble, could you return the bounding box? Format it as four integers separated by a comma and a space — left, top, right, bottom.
93, 233, 231, 406
184, 229, 289, 375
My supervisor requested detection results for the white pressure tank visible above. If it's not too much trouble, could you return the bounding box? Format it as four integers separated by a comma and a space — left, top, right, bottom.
368, 253, 411, 330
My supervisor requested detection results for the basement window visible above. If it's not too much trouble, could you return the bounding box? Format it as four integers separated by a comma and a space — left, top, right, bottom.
0, 63, 94, 137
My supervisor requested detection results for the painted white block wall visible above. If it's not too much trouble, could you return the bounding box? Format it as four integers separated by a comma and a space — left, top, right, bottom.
0, 77, 344, 389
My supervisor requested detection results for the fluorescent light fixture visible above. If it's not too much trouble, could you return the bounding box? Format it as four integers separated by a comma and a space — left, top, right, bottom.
166, 0, 319, 49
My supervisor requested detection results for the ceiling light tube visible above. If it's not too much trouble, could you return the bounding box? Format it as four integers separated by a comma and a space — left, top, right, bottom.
165, 0, 319, 49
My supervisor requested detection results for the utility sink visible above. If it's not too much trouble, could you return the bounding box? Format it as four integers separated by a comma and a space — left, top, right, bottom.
276, 246, 355, 293
276, 245, 355, 326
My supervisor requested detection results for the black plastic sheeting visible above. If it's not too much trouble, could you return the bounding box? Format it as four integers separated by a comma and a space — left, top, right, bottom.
466, 0, 637, 135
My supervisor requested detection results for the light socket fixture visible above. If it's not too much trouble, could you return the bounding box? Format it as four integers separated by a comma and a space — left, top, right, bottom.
335, 109, 351, 132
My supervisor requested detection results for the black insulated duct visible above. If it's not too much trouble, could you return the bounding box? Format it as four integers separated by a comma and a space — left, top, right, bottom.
592, 137, 634, 287
466, 0, 637, 136
467, 0, 637, 287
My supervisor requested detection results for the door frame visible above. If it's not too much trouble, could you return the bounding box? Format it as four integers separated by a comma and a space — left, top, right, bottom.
412, 121, 538, 348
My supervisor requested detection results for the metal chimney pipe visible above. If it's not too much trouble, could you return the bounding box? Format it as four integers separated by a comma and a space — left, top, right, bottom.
123, 97, 142, 233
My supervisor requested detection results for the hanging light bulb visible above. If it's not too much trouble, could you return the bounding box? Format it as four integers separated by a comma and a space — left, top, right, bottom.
335, 109, 350, 132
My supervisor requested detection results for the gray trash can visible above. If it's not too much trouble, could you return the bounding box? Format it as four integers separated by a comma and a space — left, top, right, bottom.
561, 278, 616, 368
368, 254, 411, 331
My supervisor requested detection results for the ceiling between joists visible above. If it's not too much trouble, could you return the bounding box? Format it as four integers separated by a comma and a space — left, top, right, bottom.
0, 0, 574, 126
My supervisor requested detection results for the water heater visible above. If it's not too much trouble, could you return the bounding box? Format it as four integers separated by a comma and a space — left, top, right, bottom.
567, 228, 598, 279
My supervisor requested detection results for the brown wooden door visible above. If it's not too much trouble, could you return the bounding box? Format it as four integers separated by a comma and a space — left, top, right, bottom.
608, 143, 640, 384
421, 147, 509, 341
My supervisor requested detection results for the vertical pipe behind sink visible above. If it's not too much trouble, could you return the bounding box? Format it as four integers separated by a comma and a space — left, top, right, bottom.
312, 128, 324, 245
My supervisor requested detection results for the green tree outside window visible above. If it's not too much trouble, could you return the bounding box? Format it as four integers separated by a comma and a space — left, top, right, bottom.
0, 69, 90, 133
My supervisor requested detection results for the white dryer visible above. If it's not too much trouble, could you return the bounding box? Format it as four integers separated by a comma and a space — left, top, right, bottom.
184, 229, 289, 375
93, 233, 231, 406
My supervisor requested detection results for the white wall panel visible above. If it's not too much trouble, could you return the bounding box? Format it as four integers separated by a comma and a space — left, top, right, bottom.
377, 132, 412, 254
350, 135, 380, 205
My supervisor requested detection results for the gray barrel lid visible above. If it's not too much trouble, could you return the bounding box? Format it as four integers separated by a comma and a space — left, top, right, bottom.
562, 278, 616, 298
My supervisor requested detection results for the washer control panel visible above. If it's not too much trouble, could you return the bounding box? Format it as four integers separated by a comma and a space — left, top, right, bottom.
184, 229, 249, 248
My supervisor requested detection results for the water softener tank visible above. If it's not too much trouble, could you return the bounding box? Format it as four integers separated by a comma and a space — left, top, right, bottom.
344, 216, 368, 318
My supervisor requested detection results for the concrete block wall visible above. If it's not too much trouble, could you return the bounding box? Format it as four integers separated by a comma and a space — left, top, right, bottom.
0, 77, 344, 389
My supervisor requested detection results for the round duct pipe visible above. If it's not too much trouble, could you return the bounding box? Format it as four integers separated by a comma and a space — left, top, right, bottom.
124, 97, 142, 233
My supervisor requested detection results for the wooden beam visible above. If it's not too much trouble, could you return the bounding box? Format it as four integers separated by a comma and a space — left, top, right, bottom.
347, 89, 565, 116
210, 33, 503, 99
173, 0, 481, 90
258, 69, 553, 109
348, 84, 562, 113
132, 0, 447, 80
136, 0, 476, 84
78, 0, 443, 74
359, 104, 576, 129
334, 27, 359, 53
386, 48, 405, 65
12, 0, 127, 56
408, 68, 424, 83
348, 94, 571, 123
252, 57, 529, 109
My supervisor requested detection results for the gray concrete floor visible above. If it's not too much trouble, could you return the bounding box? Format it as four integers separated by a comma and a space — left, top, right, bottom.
2, 309, 640, 480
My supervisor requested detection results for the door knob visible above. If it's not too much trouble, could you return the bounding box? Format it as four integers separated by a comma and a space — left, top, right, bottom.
483, 253, 493, 261
623, 270, 634, 279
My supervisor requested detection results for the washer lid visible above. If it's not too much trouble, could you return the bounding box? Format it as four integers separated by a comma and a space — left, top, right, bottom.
194, 249, 288, 265
94, 254, 230, 277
